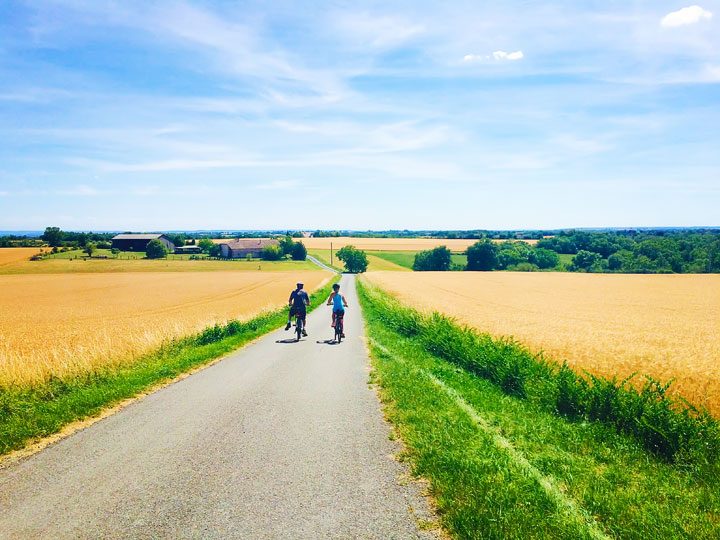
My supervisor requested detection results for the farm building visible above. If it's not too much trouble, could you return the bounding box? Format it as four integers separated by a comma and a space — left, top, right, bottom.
219, 238, 279, 258
111, 234, 175, 252
174, 245, 202, 254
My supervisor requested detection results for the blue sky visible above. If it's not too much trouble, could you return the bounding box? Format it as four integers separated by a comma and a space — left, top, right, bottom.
0, 1, 718, 230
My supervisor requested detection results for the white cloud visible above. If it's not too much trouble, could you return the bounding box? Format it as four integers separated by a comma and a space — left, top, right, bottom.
493, 50, 524, 61
661, 5, 713, 27
463, 50, 524, 62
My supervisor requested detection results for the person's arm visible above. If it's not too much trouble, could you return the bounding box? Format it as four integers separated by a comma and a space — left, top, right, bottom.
305, 292, 310, 306
288, 291, 295, 307
342, 294, 349, 307
326, 292, 334, 306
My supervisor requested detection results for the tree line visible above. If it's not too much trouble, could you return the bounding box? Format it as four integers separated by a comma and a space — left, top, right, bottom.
411, 231, 720, 273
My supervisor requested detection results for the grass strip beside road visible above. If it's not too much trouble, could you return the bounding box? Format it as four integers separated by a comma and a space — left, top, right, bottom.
0, 278, 338, 457
359, 280, 720, 539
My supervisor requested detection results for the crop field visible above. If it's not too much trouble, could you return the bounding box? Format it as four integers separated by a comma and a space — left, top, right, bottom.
0, 271, 330, 387
0, 247, 43, 267
0, 252, 318, 274
363, 271, 720, 415
299, 237, 537, 251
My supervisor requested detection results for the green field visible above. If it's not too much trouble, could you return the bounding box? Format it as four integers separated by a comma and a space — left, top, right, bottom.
307, 248, 409, 272
358, 279, 719, 539
367, 250, 468, 270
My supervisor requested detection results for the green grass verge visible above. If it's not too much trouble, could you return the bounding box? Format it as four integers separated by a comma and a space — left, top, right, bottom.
307, 248, 345, 272
0, 278, 338, 457
359, 279, 720, 539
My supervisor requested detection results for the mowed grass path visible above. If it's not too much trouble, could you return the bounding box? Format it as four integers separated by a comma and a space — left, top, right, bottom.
359, 281, 719, 539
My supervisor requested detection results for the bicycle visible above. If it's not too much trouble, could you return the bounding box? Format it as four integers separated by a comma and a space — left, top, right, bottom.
334, 311, 345, 343
295, 311, 305, 342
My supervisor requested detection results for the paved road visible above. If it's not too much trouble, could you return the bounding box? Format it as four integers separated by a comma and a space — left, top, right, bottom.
0, 275, 434, 539
307, 255, 338, 273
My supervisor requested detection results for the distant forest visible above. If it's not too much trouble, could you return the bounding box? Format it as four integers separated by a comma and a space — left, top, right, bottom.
534, 230, 720, 273
453, 231, 720, 274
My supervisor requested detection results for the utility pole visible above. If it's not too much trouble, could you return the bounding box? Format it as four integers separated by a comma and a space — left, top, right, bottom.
330, 242, 333, 266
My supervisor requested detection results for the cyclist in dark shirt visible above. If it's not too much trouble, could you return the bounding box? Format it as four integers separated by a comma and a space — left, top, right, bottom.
285, 282, 310, 336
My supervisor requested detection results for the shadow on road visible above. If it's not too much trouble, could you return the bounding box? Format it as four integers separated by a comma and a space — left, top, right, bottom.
316, 339, 341, 345
275, 338, 301, 344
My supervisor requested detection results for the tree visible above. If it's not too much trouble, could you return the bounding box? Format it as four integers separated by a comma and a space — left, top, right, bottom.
529, 248, 560, 269
572, 250, 601, 271
291, 241, 307, 261
413, 246, 452, 271
84, 243, 96, 257
466, 240, 498, 271
209, 243, 222, 258
198, 238, 214, 254
42, 227, 64, 247
336, 246, 368, 273
278, 235, 295, 257
166, 233, 187, 247
261, 245, 282, 261
146, 239, 168, 259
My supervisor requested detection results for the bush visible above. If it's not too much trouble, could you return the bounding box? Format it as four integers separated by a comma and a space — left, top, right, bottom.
291, 241, 307, 261
572, 250, 602, 271
197, 238, 214, 254
336, 246, 368, 273
146, 239, 168, 259
413, 246, 452, 271
466, 240, 498, 271
261, 245, 282, 261
279, 235, 295, 257
529, 248, 560, 269
209, 244, 222, 258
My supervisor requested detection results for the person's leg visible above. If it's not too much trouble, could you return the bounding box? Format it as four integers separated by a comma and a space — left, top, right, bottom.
301, 308, 308, 336
285, 306, 294, 330
331, 311, 336, 327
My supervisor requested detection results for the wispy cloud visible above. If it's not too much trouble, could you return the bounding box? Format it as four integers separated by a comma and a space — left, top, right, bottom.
1, 1, 718, 229
331, 12, 425, 49
254, 180, 301, 191
463, 50, 524, 63
661, 5, 713, 28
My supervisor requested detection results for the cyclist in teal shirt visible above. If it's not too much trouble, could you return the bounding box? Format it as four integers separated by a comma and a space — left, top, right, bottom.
326, 283, 349, 337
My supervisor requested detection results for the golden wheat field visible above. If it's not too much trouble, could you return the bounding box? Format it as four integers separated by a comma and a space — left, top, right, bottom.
0, 271, 329, 386
364, 271, 720, 414
0, 247, 43, 267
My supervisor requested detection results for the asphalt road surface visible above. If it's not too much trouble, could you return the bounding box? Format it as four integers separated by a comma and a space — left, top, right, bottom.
0, 275, 435, 539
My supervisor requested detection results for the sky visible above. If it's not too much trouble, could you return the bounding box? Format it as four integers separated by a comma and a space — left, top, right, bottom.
0, 1, 718, 231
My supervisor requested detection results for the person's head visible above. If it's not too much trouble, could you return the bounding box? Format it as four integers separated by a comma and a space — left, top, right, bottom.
332, 283, 340, 292
296, 282, 304, 290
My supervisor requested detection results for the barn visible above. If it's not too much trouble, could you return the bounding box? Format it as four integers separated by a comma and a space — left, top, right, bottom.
219, 238, 279, 258
111, 234, 175, 252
